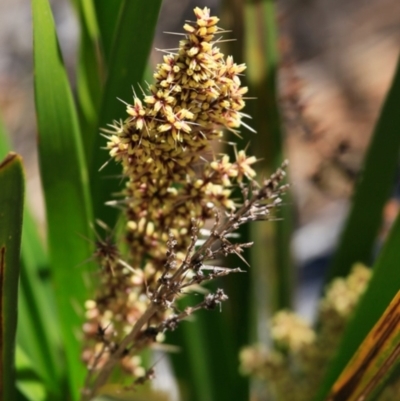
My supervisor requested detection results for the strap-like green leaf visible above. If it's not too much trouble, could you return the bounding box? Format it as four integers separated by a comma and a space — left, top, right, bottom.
32, 0, 95, 398
93, 0, 124, 66
17, 209, 62, 397
0, 112, 62, 396
259, 0, 294, 311
0, 153, 24, 401
73, 0, 103, 166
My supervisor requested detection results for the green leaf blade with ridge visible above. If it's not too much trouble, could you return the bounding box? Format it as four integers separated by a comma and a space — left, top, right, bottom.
17, 208, 62, 397
0, 112, 62, 396
0, 153, 25, 401
72, 0, 103, 166
93, 0, 123, 66
32, 0, 95, 398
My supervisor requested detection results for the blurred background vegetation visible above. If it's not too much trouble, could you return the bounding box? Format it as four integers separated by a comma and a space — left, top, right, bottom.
0, 0, 400, 400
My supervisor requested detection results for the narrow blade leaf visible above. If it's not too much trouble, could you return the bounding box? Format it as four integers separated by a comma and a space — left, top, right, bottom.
32, 0, 95, 397
0, 153, 25, 401
92, 0, 123, 66
0, 110, 62, 394
73, 0, 103, 166
17, 209, 62, 396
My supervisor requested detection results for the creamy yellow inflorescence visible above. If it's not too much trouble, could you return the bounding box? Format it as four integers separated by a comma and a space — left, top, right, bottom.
239, 264, 373, 401
82, 7, 257, 376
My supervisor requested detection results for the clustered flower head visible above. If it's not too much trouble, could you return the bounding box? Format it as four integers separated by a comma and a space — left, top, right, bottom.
320, 262, 371, 320
81, 7, 288, 397
102, 6, 259, 271
240, 264, 374, 401
271, 310, 316, 353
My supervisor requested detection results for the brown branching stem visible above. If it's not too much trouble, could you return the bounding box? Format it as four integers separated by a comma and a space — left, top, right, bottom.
81, 161, 288, 400
81, 304, 158, 400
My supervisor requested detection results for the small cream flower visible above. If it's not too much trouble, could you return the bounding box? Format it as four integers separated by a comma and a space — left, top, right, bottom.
271, 310, 315, 352
234, 150, 257, 182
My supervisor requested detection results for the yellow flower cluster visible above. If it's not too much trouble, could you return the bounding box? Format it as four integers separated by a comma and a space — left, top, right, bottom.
320, 262, 371, 319
239, 264, 373, 401
83, 7, 257, 375
106, 7, 256, 265
271, 310, 316, 353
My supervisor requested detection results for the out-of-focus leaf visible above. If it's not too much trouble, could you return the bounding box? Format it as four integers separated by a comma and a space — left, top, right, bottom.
259, 0, 294, 310
15, 346, 47, 401
243, 0, 294, 314
32, 0, 95, 398
168, 300, 216, 401
315, 210, 400, 401
75, 27, 102, 165
77, 0, 99, 41
16, 390, 32, 401
17, 208, 62, 396
96, 383, 171, 401
326, 55, 400, 282
326, 290, 400, 401
0, 153, 24, 401
0, 115, 10, 159
90, 0, 162, 227
73, 0, 103, 166
93, 0, 123, 65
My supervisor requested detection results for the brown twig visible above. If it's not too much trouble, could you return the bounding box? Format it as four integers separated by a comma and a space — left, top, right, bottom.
80, 161, 288, 400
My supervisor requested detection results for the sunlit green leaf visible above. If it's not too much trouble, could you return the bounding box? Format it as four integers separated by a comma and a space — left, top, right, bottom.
32, 0, 95, 398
